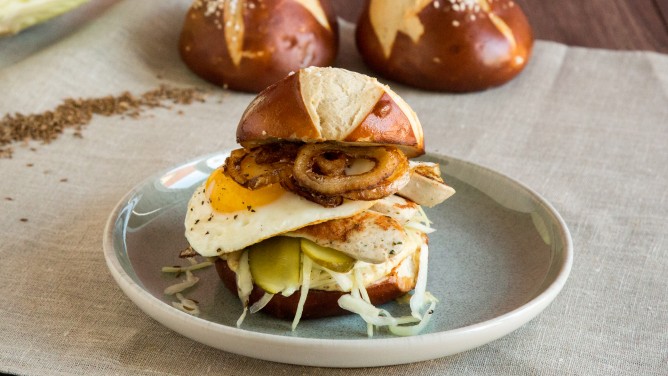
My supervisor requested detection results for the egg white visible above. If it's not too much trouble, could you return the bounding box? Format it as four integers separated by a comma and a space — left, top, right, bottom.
184, 181, 376, 257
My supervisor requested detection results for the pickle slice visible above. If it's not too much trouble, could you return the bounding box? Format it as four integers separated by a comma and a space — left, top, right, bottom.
248, 237, 301, 294
300, 239, 356, 273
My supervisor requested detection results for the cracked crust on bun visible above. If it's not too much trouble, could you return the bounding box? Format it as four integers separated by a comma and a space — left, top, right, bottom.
179, 0, 339, 93
236, 67, 425, 157
356, 0, 533, 92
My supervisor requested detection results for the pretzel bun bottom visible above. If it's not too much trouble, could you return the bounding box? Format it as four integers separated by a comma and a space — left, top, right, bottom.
215, 256, 417, 320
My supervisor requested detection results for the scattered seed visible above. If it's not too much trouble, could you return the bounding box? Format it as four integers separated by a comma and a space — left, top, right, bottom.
0, 85, 208, 158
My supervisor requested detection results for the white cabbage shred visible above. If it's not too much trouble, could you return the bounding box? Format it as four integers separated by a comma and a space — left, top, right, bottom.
161, 260, 213, 273
291, 255, 313, 331
337, 241, 437, 337
405, 205, 435, 234
410, 242, 429, 319
171, 293, 201, 316
250, 292, 274, 314
162, 257, 214, 317
235, 251, 253, 327
163, 270, 199, 295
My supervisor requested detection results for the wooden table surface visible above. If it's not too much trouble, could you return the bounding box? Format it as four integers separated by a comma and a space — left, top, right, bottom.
333, 0, 668, 53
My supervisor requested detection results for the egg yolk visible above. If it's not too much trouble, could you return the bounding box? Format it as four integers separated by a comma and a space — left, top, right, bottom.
205, 167, 284, 213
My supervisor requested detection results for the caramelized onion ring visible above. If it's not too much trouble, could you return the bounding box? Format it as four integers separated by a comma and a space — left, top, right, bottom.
313, 152, 348, 176
222, 142, 410, 206
280, 175, 344, 208
292, 143, 409, 197
224, 145, 298, 190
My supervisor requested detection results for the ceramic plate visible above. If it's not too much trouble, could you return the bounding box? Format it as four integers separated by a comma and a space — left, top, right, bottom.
103, 152, 572, 367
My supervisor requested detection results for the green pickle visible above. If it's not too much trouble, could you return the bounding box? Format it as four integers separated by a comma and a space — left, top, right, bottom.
248, 237, 301, 294
300, 239, 355, 273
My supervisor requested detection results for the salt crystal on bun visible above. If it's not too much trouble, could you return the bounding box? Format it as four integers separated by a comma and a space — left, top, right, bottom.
179, 0, 339, 92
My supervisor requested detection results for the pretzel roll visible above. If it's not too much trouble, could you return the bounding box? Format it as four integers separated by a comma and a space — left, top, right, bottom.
356, 0, 533, 92
236, 67, 425, 157
179, 0, 338, 93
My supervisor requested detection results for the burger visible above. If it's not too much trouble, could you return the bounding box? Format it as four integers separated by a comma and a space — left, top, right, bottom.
183, 67, 455, 336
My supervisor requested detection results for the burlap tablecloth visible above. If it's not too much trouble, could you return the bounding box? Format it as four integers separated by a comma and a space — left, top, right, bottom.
1, 1, 667, 375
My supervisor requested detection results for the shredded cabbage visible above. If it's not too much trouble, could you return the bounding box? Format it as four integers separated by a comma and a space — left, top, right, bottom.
337, 291, 438, 337
410, 241, 429, 319
338, 295, 419, 327
388, 298, 436, 336
337, 238, 437, 337
164, 270, 199, 295
306, 268, 337, 290
235, 251, 253, 327
291, 255, 312, 331
406, 205, 435, 233
0, 0, 89, 36
324, 269, 353, 291
405, 221, 435, 234
350, 267, 373, 336
171, 293, 200, 316
161, 260, 213, 273
249, 292, 274, 314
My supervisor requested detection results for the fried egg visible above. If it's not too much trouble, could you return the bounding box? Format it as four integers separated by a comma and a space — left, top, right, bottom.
184, 167, 376, 257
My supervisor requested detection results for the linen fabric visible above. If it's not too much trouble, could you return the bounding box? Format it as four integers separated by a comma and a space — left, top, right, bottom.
1, 1, 666, 375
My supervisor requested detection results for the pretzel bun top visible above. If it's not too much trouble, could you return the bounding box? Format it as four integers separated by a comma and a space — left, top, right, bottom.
236, 67, 425, 157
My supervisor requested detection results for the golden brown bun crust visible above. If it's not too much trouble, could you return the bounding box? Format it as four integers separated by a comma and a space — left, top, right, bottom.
179, 0, 338, 93
236, 73, 320, 143
343, 92, 419, 148
356, 0, 533, 92
215, 259, 413, 320
236, 67, 425, 157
